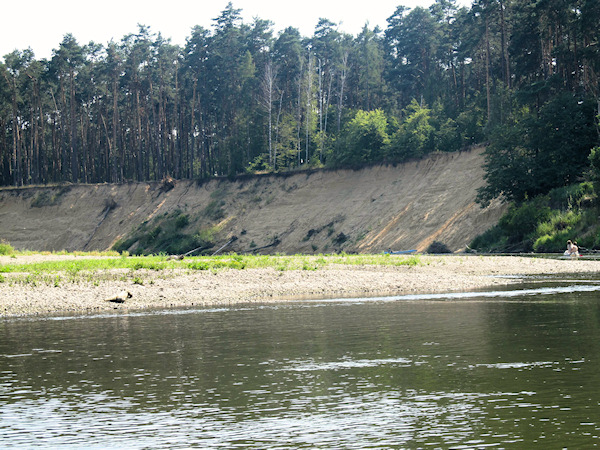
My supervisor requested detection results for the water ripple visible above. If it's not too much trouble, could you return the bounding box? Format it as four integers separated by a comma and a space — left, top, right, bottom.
298, 283, 600, 304
280, 357, 414, 371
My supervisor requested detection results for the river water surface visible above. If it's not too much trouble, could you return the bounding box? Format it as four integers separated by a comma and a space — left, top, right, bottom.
2, 277, 600, 448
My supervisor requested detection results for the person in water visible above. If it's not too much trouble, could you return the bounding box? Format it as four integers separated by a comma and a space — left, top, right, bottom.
564, 240, 579, 257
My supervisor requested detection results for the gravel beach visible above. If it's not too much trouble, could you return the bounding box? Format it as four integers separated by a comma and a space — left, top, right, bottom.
1, 254, 599, 317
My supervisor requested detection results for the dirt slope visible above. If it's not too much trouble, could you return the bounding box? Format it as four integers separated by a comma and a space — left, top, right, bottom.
0, 146, 506, 254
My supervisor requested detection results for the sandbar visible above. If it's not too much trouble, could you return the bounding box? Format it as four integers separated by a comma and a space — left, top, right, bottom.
1, 254, 599, 317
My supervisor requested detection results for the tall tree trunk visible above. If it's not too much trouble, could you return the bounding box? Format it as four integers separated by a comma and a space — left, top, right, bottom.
337, 51, 348, 138
112, 76, 120, 182
261, 61, 276, 166
11, 79, 22, 186
189, 78, 197, 179
80, 109, 88, 183
499, 0, 510, 88
485, 15, 492, 123
323, 69, 333, 160
135, 83, 144, 181
69, 68, 79, 182
317, 58, 323, 161
274, 88, 284, 170
35, 79, 44, 183
305, 53, 313, 164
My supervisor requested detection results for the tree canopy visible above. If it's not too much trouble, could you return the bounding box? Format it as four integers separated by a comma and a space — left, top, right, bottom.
1, 0, 599, 206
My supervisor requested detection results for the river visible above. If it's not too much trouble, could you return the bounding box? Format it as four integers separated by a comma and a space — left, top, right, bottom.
2, 276, 600, 448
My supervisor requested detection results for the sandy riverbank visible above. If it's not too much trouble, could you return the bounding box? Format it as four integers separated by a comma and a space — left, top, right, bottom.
1, 254, 600, 317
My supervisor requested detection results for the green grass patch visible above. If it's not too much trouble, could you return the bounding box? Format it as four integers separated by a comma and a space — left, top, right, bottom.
0, 252, 421, 286
0, 255, 173, 274
0, 253, 422, 288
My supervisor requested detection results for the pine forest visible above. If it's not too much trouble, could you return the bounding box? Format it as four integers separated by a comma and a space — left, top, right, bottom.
1, 0, 599, 208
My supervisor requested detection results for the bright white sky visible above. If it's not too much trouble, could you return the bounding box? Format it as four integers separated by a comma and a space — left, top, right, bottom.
1, 0, 472, 61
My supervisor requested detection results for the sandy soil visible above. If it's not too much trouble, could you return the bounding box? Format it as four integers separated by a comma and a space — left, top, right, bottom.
1, 254, 598, 318
0, 147, 507, 256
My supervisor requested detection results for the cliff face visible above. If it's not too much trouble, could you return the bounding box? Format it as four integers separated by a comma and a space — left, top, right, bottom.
0, 147, 506, 254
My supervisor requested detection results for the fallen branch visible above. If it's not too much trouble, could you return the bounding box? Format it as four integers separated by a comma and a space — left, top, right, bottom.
212, 236, 238, 256
249, 238, 281, 253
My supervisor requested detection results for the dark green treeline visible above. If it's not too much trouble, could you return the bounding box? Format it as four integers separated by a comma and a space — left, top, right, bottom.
1, 0, 599, 203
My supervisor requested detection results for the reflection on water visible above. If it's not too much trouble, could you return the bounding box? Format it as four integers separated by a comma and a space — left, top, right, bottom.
2, 280, 600, 448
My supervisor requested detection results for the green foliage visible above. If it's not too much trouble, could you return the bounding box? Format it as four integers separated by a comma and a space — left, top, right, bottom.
479, 94, 598, 204
547, 182, 595, 210
387, 100, 434, 162
174, 213, 190, 229
0, 240, 15, 255
194, 227, 218, 249
592, 229, 600, 250
498, 198, 552, 244
30, 192, 55, 208
246, 154, 272, 173
471, 182, 600, 253
203, 200, 226, 221
471, 196, 552, 252
426, 241, 451, 254
112, 236, 138, 254
2, 0, 599, 205
455, 109, 486, 147
588, 146, 600, 192
333, 232, 348, 245
30, 187, 71, 208
434, 118, 461, 153
477, 116, 535, 205
335, 109, 390, 167
329, 101, 475, 169
532, 210, 582, 252
112, 209, 217, 255
469, 224, 510, 253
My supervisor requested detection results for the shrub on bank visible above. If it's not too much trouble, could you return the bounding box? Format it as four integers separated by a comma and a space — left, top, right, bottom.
426, 241, 452, 253
112, 209, 218, 256
471, 182, 600, 253
0, 240, 14, 255
532, 210, 581, 252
